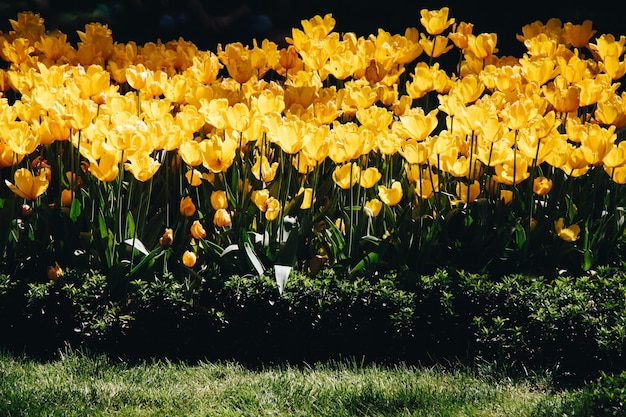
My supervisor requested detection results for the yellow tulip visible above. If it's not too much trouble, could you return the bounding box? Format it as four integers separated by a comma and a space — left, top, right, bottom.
251, 156, 279, 183
182, 250, 197, 268
359, 167, 382, 189
210, 190, 229, 211
300, 13, 336, 40
533, 177, 553, 196
419, 34, 453, 58
190, 220, 207, 240
89, 150, 120, 182
555, 218, 580, 242
563, 20, 596, 48
5, 168, 49, 201
449, 21, 474, 49
332, 162, 360, 189
499, 189, 513, 205
265, 197, 281, 221
378, 181, 403, 206
180, 196, 196, 217
364, 198, 383, 217
251, 189, 270, 212
179, 139, 203, 167
419, 7, 455, 36
213, 208, 232, 227
200, 135, 238, 173
185, 169, 203, 187
124, 152, 161, 182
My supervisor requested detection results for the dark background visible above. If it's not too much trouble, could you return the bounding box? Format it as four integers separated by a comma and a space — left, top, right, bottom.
0, 1, 623, 55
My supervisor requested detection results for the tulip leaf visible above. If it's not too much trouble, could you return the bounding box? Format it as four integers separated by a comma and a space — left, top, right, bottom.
70, 198, 81, 222
350, 251, 380, 277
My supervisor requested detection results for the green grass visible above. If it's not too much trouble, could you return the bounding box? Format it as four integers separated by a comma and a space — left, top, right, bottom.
0, 351, 594, 417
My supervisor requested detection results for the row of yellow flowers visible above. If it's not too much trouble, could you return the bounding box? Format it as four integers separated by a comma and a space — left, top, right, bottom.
1, 8, 625, 276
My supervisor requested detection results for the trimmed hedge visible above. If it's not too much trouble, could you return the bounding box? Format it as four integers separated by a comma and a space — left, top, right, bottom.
1, 267, 626, 382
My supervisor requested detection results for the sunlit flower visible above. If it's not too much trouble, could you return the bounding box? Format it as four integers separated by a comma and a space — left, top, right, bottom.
332, 162, 361, 189
364, 198, 383, 217
555, 218, 580, 242
185, 169, 203, 187
5, 168, 49, 200
182, 250, 197, 267
420, 7, 455, 36
378, 181, 403, 206
359, 167, 382, 189
250, 189, 270, 213
265, 197, 281, 221
563, 20, 596, 48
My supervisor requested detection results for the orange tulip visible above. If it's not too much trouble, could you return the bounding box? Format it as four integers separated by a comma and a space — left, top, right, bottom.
180, 196, 196, 217
190, 220, 207, 240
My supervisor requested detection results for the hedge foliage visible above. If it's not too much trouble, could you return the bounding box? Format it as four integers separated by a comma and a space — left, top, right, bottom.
1, 266, 625, 382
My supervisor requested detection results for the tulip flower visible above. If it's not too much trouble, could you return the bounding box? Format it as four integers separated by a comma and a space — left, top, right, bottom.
210, 190, 228, 211
5, 168, 49, 201
419, 7, 455, 36
359, 167, 382, 189
47, 264, 64, 281
265, 197, 281, 221
378, 181, 403, 206
180, 196, 196, 217
182, 250, 197, 268
190, 220, 207, 240
364, 198, 383, 217
555, 218, 580, 242
533, 177, 553, 196
213, 208, 232, 227
332, 162, 360, 189
159, 228, 174, 248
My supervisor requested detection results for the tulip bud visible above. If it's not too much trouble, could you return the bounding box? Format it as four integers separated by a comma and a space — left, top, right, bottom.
179, 196, 196, 217
21, 204, 32, 217
47, 264, 63, 281
182, 250, 197, 267
210, 190, 228, 210
61, 189, 74, 207
159, 228, 174, 247
213, 208, 232, 227
190, 220, 207, 239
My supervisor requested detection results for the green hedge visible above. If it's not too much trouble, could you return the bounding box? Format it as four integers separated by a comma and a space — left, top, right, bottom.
1, 267, 626, 382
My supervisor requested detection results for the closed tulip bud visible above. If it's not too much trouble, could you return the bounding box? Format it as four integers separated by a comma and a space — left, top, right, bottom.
47, 264, 63, 281
182, 250, 197, 267
159, 228, 174, 247
213, 208, 232, 227
21, 204, 32, 217
180, 196, 196, 217
190, 220, 207, 239
61, 189, 74, 207
210, 190, 228, 210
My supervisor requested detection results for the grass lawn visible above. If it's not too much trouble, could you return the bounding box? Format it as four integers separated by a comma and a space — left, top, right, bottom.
0, 351, 593, 417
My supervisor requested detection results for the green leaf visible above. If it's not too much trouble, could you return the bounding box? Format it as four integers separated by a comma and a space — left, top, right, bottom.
69, 197, 82, 222
350, 251, 379, 276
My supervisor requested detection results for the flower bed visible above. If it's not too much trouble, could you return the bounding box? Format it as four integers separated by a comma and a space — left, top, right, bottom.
0, 8, 625, 284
